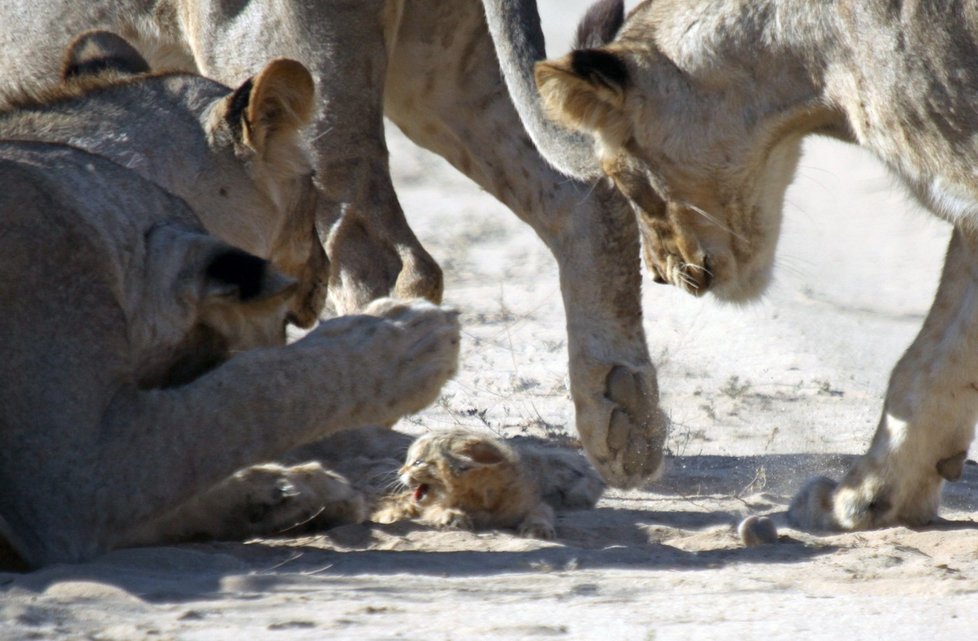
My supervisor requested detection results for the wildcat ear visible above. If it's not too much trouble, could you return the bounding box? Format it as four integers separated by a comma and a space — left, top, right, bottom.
535, 48, 630, 141
456, 439, 507, 467
61, 30, 151, 81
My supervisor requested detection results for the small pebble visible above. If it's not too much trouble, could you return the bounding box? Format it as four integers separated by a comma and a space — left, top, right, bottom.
738, 515, 778, 547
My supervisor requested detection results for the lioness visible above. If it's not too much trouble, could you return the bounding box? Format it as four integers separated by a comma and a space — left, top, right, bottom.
0, 31, 327, 328
0, 1, 673, 489
0, 35, 388, 556
526, 0, 978, 529
0, 140, 459, 568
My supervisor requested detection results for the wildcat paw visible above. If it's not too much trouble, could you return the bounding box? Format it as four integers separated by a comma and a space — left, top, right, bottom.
432, 509, 474, 531
369, 492, 418, 524
517, 520, 556, 540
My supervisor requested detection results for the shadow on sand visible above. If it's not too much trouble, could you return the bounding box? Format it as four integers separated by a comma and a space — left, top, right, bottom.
3, 451, 975, 604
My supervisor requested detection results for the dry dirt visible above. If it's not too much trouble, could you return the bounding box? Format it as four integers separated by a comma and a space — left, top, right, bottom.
2, 2, 977, 639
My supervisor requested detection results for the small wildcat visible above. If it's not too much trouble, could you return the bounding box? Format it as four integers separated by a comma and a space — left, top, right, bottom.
371, 430, 595, 539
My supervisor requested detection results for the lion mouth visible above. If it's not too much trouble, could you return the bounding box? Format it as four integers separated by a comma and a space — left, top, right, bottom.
412, 484, 430, 503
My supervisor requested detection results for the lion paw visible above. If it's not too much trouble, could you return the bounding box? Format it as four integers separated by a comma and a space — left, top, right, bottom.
325, 215, 444, 314
787, 476, 842, 531
738, 515, 779, 547
581, 365, 668, 488
310, 298, 459, 426
285, 462, 369, 529
136, 462, 368, 544
788, 467, 943, 532
230, 462, 366, 537
363, 298, 460, 415
393, 250, 444, 305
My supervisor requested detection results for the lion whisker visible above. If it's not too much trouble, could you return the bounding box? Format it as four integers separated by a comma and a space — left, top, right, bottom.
681, 201, 749, 243
674, 267, 697, 290
574, 174, 603, 206
682, 261, 713, 277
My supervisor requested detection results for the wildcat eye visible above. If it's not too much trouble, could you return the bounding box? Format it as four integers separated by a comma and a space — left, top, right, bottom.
412, 459, 425, 466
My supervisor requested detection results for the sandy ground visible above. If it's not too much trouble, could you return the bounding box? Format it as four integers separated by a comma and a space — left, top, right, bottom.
3, 2, 978, 639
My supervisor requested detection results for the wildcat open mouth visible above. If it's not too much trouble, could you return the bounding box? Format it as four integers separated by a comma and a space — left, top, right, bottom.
412, 485, 430, 502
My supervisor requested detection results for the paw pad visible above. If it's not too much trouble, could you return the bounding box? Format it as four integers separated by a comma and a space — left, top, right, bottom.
601, 366, 665, 482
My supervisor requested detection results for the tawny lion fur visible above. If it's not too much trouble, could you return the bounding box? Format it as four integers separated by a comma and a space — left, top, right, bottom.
0, 45, 460, 566
0, 143, 459, 566
536, 0, 978, 530
0, 0, 674, 489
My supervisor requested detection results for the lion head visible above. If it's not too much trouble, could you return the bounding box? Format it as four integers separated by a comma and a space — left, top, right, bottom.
533, 1, 836, 302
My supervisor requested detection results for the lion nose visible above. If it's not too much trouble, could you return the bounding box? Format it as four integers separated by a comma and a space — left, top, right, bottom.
679, 254, 713, 296
698, 254, 714, 290
650, 263, 668, 284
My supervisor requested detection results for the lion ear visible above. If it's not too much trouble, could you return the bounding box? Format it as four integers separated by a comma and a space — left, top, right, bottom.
61, 30, 151, 81
535, 48, 630, 140
225, 58, 315, 156
149, 224, 297, 309
200, 247, 297, 304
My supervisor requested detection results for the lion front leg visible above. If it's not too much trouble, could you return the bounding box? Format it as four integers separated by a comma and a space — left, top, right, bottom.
555, 187, 669, 487
384, 0, 667, 488
9, 299, 457, 567
790, 229, 978, 530
180, 0, 443, 313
